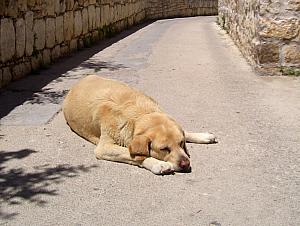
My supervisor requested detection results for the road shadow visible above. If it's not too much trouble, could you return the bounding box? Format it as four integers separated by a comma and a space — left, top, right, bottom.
79, 60, 128, 72
0, 149, 97, 220
0, 21, 154, 120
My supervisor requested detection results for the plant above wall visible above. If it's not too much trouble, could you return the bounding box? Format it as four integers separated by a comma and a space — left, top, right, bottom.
280, 67, 300, 77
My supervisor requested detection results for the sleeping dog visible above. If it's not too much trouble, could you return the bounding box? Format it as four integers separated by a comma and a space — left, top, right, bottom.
63, 75, 216, 175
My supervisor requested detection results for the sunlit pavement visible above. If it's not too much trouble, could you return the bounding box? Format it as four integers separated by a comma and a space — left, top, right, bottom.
1, 16, 299, 226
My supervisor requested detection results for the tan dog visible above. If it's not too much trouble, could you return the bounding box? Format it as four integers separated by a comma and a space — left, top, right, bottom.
63, 75, 216, 175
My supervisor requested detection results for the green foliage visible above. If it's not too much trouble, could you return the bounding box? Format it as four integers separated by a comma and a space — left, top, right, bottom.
99, 24, 116, 38
280, 67, 300, 77
83, 36, 92, 48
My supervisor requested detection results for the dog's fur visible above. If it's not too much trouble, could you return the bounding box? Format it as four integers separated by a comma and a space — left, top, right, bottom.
63, 75, 216, 174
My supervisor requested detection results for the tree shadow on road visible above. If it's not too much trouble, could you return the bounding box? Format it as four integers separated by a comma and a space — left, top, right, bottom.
0, 21, 153, 120
24, 89, 69, 105
79, 60, 128, 72
0, 149, 97, 220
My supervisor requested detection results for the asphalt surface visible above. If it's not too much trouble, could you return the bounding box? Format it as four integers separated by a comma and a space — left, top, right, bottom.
0, 16, 299, 226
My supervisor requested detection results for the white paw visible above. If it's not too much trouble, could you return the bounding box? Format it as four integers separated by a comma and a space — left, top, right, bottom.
202, 133, 217, 144
151, 161, 174, 175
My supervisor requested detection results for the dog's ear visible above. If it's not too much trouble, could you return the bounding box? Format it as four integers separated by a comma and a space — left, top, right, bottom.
128, 135, 151, 157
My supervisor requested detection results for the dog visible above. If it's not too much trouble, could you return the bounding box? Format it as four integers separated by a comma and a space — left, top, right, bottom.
63, 75, 216, 175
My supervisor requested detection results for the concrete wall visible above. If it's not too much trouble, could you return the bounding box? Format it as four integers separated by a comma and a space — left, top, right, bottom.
0, 0, 218, 88
218, 0, 300, 76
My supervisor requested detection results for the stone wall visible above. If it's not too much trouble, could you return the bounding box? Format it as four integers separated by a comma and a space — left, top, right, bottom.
0, 0, 147, 88
218, 0, 300, 76
0, 0, 218, 88
147, 0, 218, 19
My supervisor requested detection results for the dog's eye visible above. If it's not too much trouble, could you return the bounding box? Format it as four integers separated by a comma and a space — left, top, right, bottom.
160, 147, 170, 153
180, 141, 185, 147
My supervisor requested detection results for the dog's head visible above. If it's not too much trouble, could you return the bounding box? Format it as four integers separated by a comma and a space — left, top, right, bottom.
128, 113, 190, 172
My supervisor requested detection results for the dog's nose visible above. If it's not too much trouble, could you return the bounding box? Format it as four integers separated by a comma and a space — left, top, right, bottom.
179, 158, 190, 170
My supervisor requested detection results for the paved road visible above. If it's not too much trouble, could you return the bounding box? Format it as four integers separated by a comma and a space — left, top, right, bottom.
0, 16, 299, 226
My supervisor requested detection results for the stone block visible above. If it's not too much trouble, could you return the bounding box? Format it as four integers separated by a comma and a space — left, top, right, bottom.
54, 0, 60, 14
123, 4, 129, 17
31, 52, 43, 71
259, 18, 299, 40
56, 16, 64, 44
0, 69, 2, 88
78, 0, 89, 7
115, 4, 121, 21
60, 44, 69, 57
66, 0, 74, 11
25, 11, 34, 56
12, 62, 31, 80
43, 49, 51, 65
46, 18, 56, 48
33, 19, 46, 50
95, 7, 101, 28
12, 64, 23, 80
74, 10, 83, 37
55, 0, 66, 14
110, 4, 115, 23
101, 4, 110, 26
34, 2, 48, 18
260, 0, 282, 16
287, 0, 300, 11
64, 11, 74, 41
0, 68, 4, 89
258, 43, 280, 64
47, 0, 55, 16
24, 61, 32, 75
88, 5, 96, 31
82, 8, 89, 34
6, 0, 18, 18
1, 18, 15, 62
16, 18, 26, 58
51, 45, 61, 61
18, 0, 28, 12
73, 1, 78, 10
2, 67, 12, 87
0, 1, 4, 16
27, 0, 35, 8
283, 44, 300, 65
92, 31, 99, 42
78, 39, 84, 49
70, 39, 78, 52
128, 16, 134, 27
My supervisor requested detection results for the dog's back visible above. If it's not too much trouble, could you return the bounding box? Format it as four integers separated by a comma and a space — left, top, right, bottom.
63, 75, 162, 145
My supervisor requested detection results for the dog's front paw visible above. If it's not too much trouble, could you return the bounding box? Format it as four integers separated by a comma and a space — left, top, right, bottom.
151, 161, 174, 175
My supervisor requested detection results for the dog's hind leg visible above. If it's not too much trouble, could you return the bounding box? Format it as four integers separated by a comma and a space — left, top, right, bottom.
185, 132, 217, 144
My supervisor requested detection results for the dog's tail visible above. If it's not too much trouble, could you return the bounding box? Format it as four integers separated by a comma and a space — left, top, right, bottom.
185, 132, 217, 144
